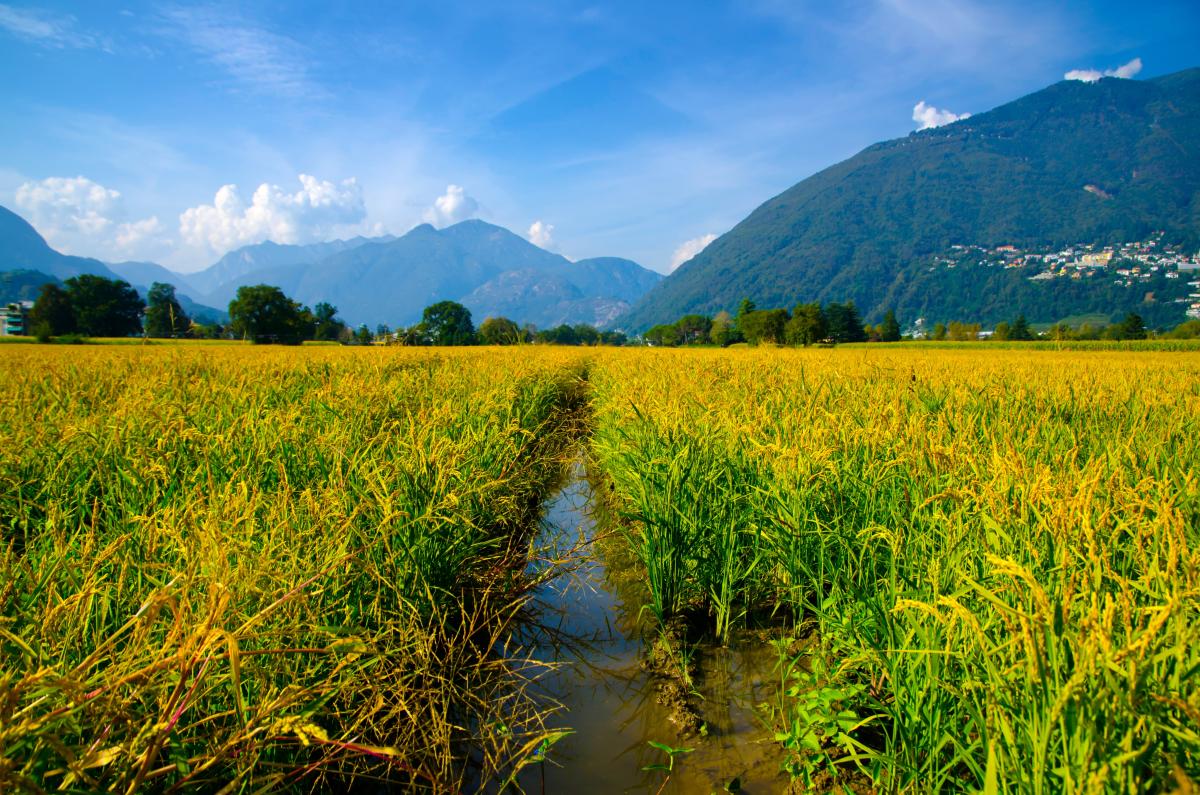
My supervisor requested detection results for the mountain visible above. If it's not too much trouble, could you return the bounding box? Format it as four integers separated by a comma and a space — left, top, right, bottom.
460, 257, 661, 327
0, 269, 58, 304
209, 219, 661, 328
0, 205, 123, 281
102, 262, 226, 322
0, 206, 227, 322
566, 258, 664, 304
188, 236, 394, 296
108, 260, 199, 296
462, 270, 627, 328
621, 67, 1200, 330
0, 205, 659, 329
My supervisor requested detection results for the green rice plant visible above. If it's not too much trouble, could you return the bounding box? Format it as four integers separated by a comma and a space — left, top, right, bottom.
590, 397, 764, 642
0, 345, 591, 792
586, 346, 1200, 791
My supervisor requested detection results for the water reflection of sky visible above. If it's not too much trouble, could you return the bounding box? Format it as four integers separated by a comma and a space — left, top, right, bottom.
511, 461, 788, 794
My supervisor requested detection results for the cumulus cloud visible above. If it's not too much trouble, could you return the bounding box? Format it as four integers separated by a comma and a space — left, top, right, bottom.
527, 220, 555, 249
16, 175, 120, 236
1065, 57, 1142, 83
670, 233, 717, 271
115, 216, 167, 251
912, 101, 970, 130
422, 184, 479, 227
14, 175, 168, 259
179, 174, 366, 253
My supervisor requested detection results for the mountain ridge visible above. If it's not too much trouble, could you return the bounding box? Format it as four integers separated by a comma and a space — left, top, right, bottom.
0, 206, 661, 329
621, 67, 1200, 330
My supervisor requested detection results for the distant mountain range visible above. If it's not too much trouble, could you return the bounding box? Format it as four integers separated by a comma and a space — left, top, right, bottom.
250, 220, 660, 328
0, 206, 226, 322
621, 67, 1200, 330
0, 205, 661, 330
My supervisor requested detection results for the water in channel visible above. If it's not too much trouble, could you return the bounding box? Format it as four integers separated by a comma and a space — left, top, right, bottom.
515, 460, 789, 793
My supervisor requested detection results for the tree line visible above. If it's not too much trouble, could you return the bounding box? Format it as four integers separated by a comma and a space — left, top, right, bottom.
24, 275, 1200, 345
25, 278, 352, 343
645, 299, 897, 346
644, 300, 1200, 345
371, 300, 627, 347
25, 276, 627, 346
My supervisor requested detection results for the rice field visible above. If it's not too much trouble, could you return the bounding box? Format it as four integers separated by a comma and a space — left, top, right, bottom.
589, 347, 1200, 792
2, 343, 1198, 792
0, 345, 588, 791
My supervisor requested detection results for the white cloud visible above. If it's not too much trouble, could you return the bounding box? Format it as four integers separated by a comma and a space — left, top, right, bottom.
527, 219, 555, 249
159, 7, 318, 98
0, 4, 100, 48
422, 184, 479, 227
912, 101, 970, 130
670, 232, 717, 271
14, 175, 167, 259
179, 174, 367, 253
16, 175, 121, 238
1065, 57, 1142, 83
115, 216, 167, 251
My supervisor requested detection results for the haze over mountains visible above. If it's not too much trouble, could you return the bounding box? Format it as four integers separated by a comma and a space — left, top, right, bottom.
0, 206, 225, 322
623, 67, 1200, 330
163, 219, 662, 328
0, 205, 661, 330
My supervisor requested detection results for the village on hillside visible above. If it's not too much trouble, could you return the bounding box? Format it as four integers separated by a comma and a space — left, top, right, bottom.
932, 232, 1200, 319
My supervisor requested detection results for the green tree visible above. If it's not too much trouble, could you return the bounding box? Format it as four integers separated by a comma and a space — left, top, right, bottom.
674, 314, 712, 345
421, 300, 475, 345
574, 324, 601, 345
190, 322, 224, 340
29, 283, 76, 338
228, 284, 310, 344
644, 324, 680, 346
880, 309, 901, 342
599, 330, 627, 346
785, 302, 826, 346
710, 311, 735, 346
1009, 314, 1034, 341
144, 282, 190, 338
825, 302, 867, 343
1047, 322, 1072, 341
398, 323, 430, 345
948, 321, 981, 341
992, 321, 1011, 341
1117, 312, 1147, 340
735, 298, 757, 335
1167, 319, 1200, 339
312, 302, 345, 341
932, 322, 947, 341
64, 275, 144, 337
479, 316, 522, 345
740, 308, 788, 345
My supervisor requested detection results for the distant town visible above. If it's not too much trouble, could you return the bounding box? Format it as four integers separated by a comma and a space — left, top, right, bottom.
931, 233, 1200, 319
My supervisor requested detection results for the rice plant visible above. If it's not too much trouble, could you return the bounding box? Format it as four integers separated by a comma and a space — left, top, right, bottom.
588, 346, 1200, 791
0, 345, 589, 792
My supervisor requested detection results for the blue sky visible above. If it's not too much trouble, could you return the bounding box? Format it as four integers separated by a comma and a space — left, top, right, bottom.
1, 1, 1196, 273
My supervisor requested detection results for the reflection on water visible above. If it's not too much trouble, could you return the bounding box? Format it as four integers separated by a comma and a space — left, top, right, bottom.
513, 462, 788, 793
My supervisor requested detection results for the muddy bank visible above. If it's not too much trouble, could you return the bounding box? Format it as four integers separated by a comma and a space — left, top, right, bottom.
512, 461, 790, 793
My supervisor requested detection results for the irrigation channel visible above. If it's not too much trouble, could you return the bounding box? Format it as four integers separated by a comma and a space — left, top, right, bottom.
509, 457, 790, 794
